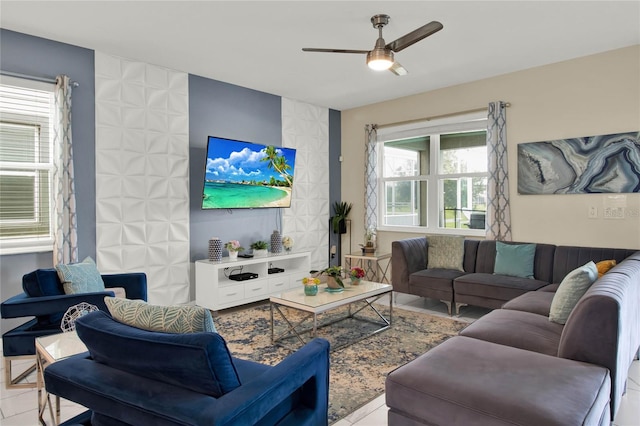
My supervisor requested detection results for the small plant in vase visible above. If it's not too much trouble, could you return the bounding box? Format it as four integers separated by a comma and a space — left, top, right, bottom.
350, 267, 365, 285
224, 240, 244, 260
282, 236, 294, 252
361, 226, 376, 254
251, 240, 269, 257
302, 276, 320, 296
318, 265, 345, 291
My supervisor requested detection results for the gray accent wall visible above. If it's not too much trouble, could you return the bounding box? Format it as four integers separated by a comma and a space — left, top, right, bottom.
188, 74, 283, 262
329, 109, 342, 266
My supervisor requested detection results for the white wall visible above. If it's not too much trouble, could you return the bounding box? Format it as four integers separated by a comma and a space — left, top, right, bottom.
95, 52, 191, 304
342, 46, 640, 255
282, 98, 330, 271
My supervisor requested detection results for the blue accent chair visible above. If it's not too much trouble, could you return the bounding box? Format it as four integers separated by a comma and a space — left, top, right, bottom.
44, 311, 330, 426
1, 268, 147, 388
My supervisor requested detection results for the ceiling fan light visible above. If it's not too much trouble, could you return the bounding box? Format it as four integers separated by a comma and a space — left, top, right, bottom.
367, 49, 394, 71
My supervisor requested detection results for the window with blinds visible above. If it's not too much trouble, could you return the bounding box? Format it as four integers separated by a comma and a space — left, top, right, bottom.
0, 76, 55, 254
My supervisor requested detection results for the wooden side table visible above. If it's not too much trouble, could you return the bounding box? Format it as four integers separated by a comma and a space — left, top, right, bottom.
344, 251, 392, 284
36, 331, 87, 426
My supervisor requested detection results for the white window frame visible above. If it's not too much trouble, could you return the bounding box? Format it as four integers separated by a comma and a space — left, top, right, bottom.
0, 75, 55, 255
377, 111, 488, 236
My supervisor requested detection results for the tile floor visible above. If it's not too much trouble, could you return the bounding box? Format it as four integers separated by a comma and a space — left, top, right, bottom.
1, 293, 638, 425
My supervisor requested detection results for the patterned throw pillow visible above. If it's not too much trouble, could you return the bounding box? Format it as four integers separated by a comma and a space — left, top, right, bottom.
549, 261, 598, 325
56, 257, 106, 295
104, 297, 217, 333
426, 235, 465, 271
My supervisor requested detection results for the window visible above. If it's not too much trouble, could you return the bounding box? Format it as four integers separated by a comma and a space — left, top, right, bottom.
377, 112, 487, 234
0, 76, 55, 254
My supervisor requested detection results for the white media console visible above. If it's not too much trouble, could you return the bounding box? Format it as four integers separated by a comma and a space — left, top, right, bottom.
195, 251, 311, 311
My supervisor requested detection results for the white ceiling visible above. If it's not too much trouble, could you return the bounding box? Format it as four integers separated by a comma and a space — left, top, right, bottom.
1, 1, 639, 110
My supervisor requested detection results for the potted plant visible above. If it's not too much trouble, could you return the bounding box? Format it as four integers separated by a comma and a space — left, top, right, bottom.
331, 201, 352, 234
250, 240, 268, 257
224, 240, 244, 260
318, 265, 345, 290
302, 276, 320, 296
362, 226, 376, 253
350, 267, 366, 285
282, 235, 294, 252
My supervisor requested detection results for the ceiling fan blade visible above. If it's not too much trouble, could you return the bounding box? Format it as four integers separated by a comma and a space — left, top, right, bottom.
386, 21, 443, 52
389, 62, 408, 76
302, 48, 369, 54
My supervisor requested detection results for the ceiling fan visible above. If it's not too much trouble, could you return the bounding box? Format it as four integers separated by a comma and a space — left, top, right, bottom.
302, 14, 443, 76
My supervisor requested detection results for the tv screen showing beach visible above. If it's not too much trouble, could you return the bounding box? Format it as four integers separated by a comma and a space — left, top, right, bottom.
201, 136, 297, 209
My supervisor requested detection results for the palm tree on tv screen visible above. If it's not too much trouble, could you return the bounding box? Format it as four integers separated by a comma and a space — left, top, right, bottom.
261, 146, 293, 187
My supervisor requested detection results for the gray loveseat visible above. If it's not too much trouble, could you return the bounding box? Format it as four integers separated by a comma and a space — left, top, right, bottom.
391, 237, 636, 315
386, 244, 640, 425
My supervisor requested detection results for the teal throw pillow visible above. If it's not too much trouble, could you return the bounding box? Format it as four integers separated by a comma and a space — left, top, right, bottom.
56, 257, 106, 294
104, 297, 217, 333
549, 261, 598, 325
426, 235, 465, 271
493, 241, 536, 279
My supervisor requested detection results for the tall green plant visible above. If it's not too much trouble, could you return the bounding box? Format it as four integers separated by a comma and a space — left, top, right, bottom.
331, 201, 352, 233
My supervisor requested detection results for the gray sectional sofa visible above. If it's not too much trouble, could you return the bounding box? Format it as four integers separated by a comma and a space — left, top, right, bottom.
386, 239, 640, 425
391, 237, 636, 315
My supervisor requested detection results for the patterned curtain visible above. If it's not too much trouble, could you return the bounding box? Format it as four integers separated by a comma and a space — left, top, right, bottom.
364, 124, 378, 230
53, 75, 78, 264
486, 101, 512, 241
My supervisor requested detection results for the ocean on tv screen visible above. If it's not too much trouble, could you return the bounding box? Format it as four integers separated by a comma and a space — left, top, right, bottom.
202, 182, 291, 209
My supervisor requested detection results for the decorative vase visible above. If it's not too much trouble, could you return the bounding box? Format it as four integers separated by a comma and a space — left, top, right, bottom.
304, 284, 318, 296
351, 277, 361, 285
208, 238, 222, 261
271, 230, 282, 253
228, 251, 238, 261
327, 276, 342, 289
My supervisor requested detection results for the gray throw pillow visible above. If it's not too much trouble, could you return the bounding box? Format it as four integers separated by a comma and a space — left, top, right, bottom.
426, 235, 465, 271
549, 261, 598, 325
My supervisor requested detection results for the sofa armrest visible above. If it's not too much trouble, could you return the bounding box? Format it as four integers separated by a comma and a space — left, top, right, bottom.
1, 292, 114, 319
102, 273, 147, 301
45, 338, 330, 426
214, 338, 330, 425
392, 237, 427, 294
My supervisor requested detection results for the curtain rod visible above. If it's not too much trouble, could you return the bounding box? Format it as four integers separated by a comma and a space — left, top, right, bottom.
0, 70, 79, 87
376, 102, 510, 129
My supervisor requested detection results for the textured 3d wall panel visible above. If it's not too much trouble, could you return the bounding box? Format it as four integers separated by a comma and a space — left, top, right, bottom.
281, 99, 329, 270
95, 52, 190, 304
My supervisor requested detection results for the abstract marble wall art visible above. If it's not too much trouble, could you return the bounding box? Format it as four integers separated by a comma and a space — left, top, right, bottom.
517, 131, 640, 194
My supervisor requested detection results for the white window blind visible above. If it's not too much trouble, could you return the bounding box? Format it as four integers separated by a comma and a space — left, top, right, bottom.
0, 76, 55, 254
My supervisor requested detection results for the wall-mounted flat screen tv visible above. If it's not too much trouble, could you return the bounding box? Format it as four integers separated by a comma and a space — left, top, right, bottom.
201, 136, 297, 209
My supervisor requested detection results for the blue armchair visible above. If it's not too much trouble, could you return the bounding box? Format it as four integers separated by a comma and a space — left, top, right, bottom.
44, 311, 330, 425
1, 268, 147, 388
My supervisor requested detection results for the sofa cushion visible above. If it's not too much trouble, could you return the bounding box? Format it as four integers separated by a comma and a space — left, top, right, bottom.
104, 297, 217, 333
56, 257, 106, 295
502, 290, 555, 316
460, 309, 564, 356
549, 261, 598, 325
475, 240, 556, 282
75, 310, 240, 397
454, 273, 548, 302
494, 241, 536, 278
426, 235, 464, 271
386, 336, 611, 426
552, 246, 637, 283
22, 268, 64, 297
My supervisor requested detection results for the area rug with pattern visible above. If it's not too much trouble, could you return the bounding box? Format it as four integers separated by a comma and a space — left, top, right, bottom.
214, 302, 468, 423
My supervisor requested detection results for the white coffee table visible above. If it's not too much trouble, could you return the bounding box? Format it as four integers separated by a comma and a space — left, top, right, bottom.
270, 280, 392, 351
36, 331, 87, 425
